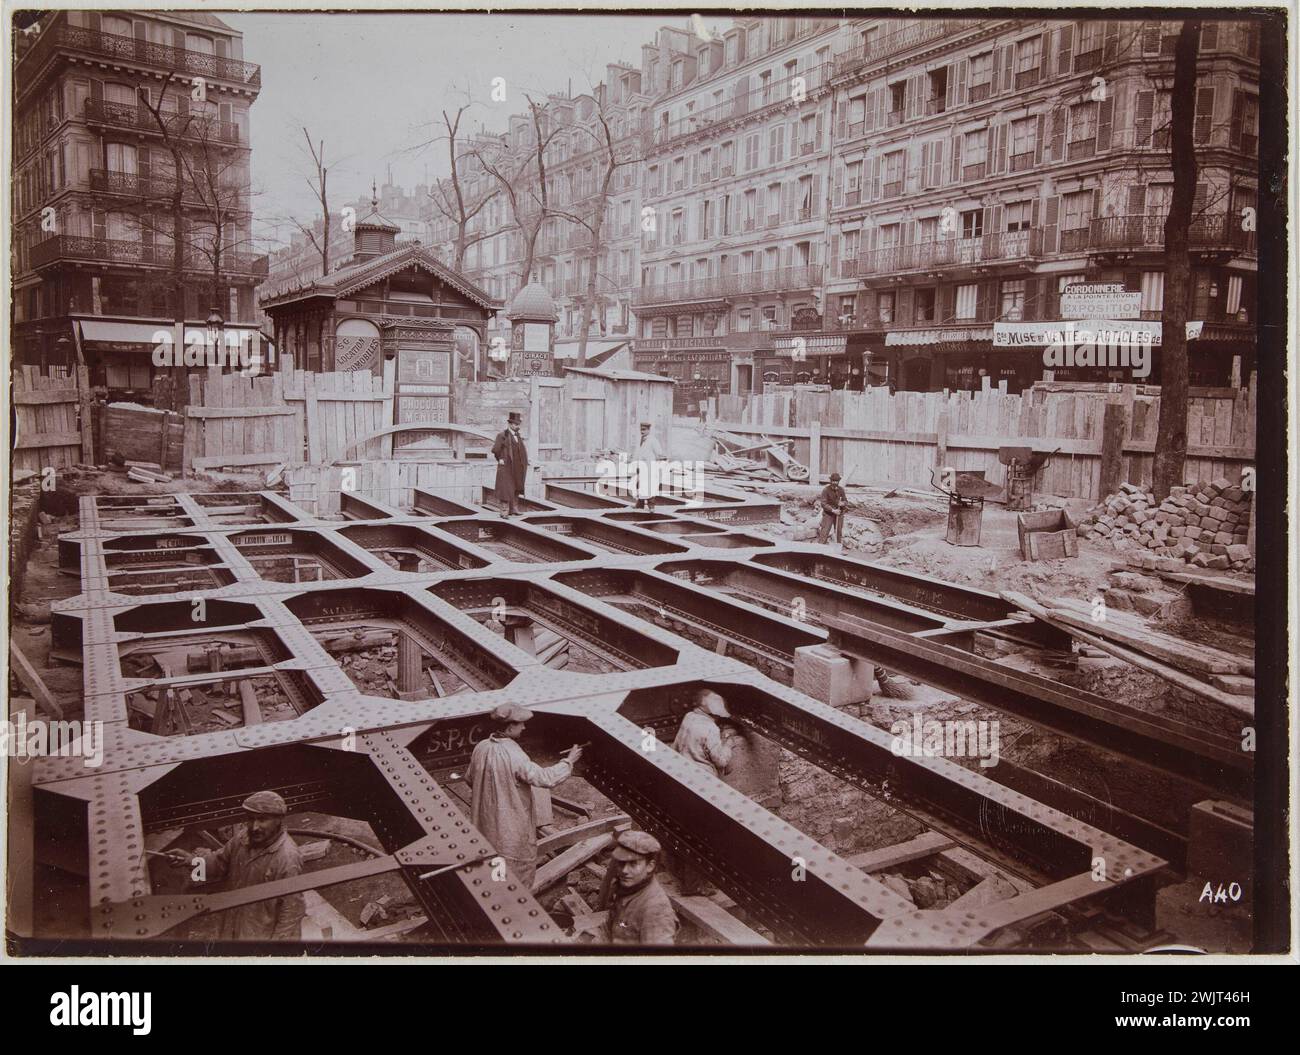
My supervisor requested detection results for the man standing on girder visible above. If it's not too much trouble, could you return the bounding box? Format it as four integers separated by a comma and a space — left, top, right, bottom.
492, 411, 528, 517
465, 704, 583, 887
165, 790, 305, 941
816, 472, 848, 544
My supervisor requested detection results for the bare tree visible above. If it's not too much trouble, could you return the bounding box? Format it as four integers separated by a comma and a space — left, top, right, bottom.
551, 92, 638, 367
292, 129, 332, 276
136, 74, 198, 339
470, 95, 560, 290
415, 95, 497, 271
1151, 19, 1201, 499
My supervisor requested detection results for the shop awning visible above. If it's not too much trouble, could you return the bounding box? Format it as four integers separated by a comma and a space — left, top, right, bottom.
77, 319, 264, 356
886, 327, 994, 347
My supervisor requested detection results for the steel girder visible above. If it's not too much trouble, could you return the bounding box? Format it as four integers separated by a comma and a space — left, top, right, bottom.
18, 481, 1230, 950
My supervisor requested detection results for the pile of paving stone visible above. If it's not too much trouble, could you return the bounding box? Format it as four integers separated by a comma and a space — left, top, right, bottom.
1075, 478, 1254, 573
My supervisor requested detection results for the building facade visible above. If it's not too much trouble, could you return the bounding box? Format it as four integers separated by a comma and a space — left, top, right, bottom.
819, 16, 1259, 393
11, 9, 265, 395
429, 14, 1259, 398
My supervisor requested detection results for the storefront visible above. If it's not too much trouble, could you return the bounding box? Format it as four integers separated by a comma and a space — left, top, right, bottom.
758, 330, 882, 391
76, 318, 267, 398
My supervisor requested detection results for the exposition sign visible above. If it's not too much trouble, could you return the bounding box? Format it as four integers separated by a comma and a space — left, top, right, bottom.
1059, 283, 1142, 320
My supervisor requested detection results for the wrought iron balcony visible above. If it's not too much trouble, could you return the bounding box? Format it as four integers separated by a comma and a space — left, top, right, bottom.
633, 265, 823, 306
19, 24, 261, 91
88, 169, 248, 211
84, 101, 244, 146
854, 229, 1040, 276
832, 18, 979, 77
1088, 213, 1256, 257
30, 235, 269, 277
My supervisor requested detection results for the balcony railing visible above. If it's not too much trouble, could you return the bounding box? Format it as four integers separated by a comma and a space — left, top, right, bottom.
969, 81, 992, 103
642, 64, 831, 154
633, 265, 824, 306
88, 168, 248, 210
1067, 138, 1096, 161
1073, 48, 1103, 72
844, 188, 862, 206
882, 180, 905, 199
832, 18, 980, 76
1060, 228, 1091, 252
18, 24, 261, 91
962, 161, 987, 182
30, 235, 268, 277
1015, 68, 1040, 90
886, 108, 905, 127
84, 101, 244, 146
854, 229, 1039, 276
1088, 213, 1256, 256
1009, 151, 1036, 172
847, 120, 865, 139
925, 97, 946, 115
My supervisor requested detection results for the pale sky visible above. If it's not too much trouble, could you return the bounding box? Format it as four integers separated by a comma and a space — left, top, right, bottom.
223, 12, 723, 250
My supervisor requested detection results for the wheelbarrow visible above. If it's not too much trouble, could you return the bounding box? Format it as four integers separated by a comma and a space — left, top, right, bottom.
930, 467, 1004, 546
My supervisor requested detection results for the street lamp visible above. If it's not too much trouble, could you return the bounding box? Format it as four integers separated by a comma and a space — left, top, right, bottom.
206, 309, 224, 364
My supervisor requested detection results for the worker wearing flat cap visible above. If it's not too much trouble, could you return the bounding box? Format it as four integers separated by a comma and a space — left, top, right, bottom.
492, 411, 528, 517
817, 472, 848, 544
595, 830, 677, 945
165, 790, 305, 941
465, 704, 583, 887
672, 687, 737, 779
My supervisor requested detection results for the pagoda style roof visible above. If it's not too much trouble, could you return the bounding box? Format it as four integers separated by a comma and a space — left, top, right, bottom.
261, 242, 501, 312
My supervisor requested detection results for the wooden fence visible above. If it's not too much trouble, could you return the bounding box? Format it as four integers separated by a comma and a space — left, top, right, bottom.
182, 366, 394, 472
12, 367, 92, 473
712, 377, 1256, 502
180, 366, 673, 475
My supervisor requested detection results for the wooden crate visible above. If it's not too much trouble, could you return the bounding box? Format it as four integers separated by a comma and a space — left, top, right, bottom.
1016, 509, 1078, 561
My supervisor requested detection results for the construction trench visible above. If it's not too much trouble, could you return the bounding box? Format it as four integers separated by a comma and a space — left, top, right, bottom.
8, 474, 1253, 952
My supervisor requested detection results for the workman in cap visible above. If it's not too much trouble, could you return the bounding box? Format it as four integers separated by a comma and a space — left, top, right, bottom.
492, 411, 529, 517
816, 472, 848, 544
632, 420, 667, 511
672, 687, 736, 779
465, 704, 583, 887
596, 830, 677, 945
164, 790, 305, 941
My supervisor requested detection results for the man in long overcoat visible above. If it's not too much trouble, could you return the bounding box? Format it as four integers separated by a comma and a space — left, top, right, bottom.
493, 411, 528, 516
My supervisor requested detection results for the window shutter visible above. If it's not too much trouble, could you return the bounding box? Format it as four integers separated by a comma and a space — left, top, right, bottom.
1042, 195, 1059, 252
1039, 31, 1052, 79
930, 139, 944, 186
1096, 96, 1114, 150
836, 100, 847, 141
864, 88, 877, 132
990, 48, 1001, 94
815, 110, 824, 151
173, 28, 185, 50
783, 179, 795, 222
811, 174, 822, 217
1104, 21, 1120, 62
920, 142, 932, 188
1230, 90, 1244, 150
1001, 46, 1015, 93
991, 204, 1004, 238
996, 123, 1009, 173
1127, 183, 1145, 216
945, 64, 957, 110
897, 288, 914, 323
829, 233, 839, 277
1049, 106, 1066, 161
833, 163, 844, 208
1193, 183, 1208, 216
950, 134, 962, 183
1135, 90, 1154, 146
1057, 25, 1075, 76
93, 208, 106, 239
870, 155, 881, 200
1194, 87, 1215, 144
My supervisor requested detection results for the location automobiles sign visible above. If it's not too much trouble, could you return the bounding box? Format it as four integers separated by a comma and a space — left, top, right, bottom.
1059, 283, 1142, 320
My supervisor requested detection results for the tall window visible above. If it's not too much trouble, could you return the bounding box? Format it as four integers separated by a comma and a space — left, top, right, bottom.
769, 124, 784, 164
745, 133, 761, 170
1010, 117, 1037, 163
1016, 36, 1042, 73
970, 51, 994, 89
1005, 200, 1032, 232
1000, 279, 1026, 320
955, 283, 978, 319
1070, 101, 1098, 141
961, 209, 983, 239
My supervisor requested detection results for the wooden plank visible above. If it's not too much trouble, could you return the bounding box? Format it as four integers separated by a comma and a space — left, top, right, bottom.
8, 639, 64, 718
186, 406, 296, 419
1045, 600, 1247, 674
191, 451, 288, 469
531, 832, 617, 894
15, 430, 81, 450
672, 895, 770, 945
12, 388, 80, 405
536, 816, 632, 855
846, 831, 955, 871
305, 371, 323, 464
